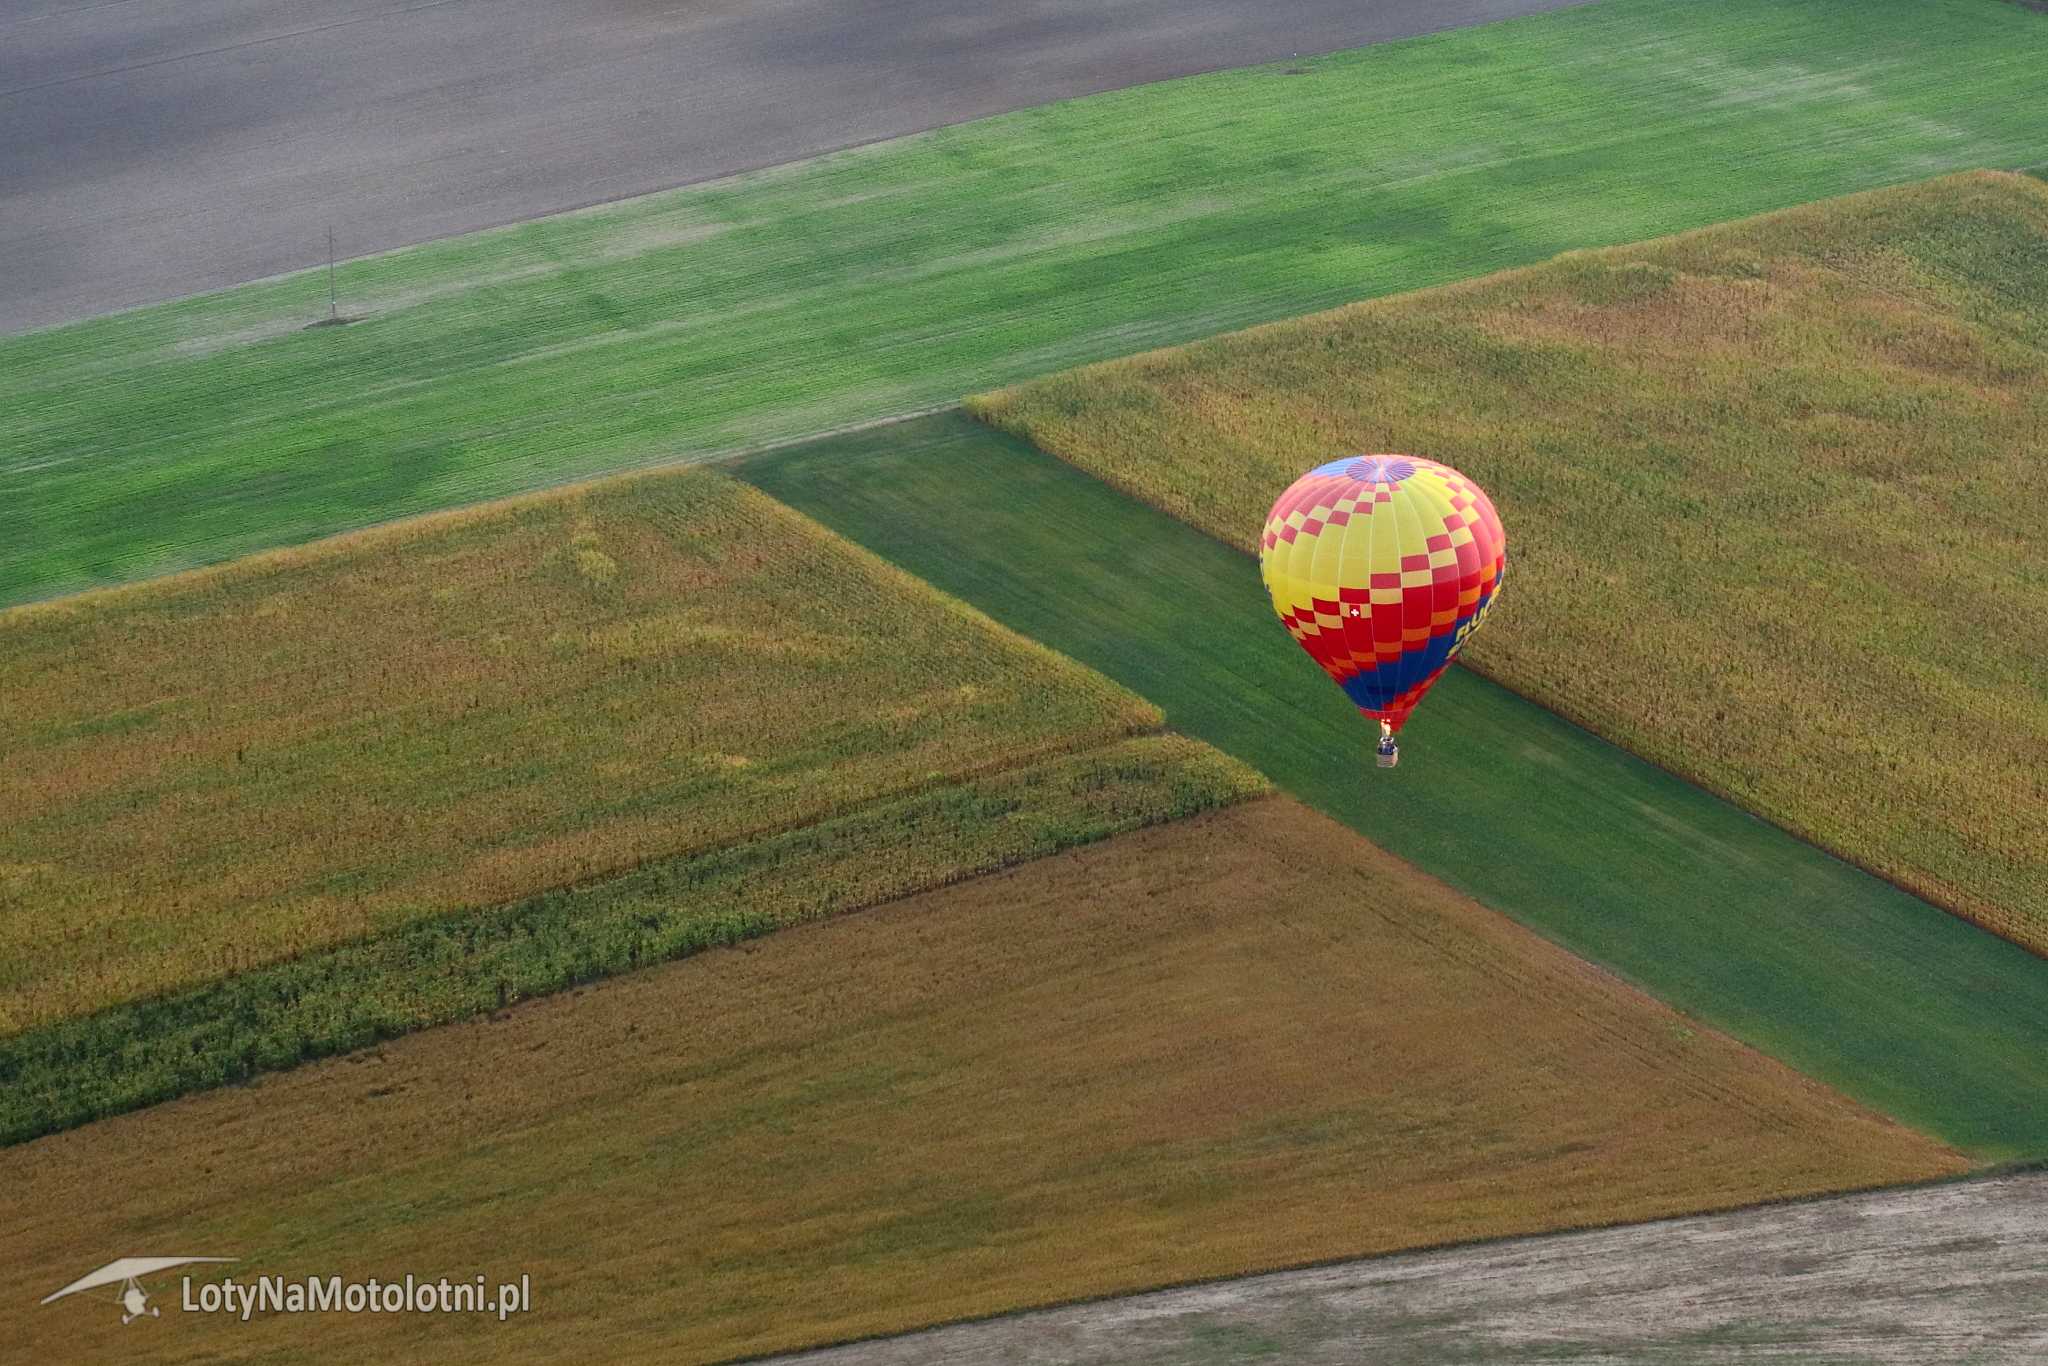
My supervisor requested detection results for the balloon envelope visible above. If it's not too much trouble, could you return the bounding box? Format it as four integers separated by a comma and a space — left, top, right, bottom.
1259, 455, 1506, 734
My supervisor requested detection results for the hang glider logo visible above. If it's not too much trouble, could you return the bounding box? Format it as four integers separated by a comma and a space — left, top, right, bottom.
41, 1256, 235, 1325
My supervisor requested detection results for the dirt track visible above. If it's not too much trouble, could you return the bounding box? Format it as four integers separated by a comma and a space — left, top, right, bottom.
764, 1172, 2048, 1365
0, 0, 1587, 333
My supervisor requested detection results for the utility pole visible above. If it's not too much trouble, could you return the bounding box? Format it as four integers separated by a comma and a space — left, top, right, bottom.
327, 226, 338, 321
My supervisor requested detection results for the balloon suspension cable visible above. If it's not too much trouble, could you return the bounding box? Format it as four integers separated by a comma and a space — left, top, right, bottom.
1375, 719, 1399, 769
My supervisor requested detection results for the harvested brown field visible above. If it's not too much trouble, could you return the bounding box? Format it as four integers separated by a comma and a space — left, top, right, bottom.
0, 467, 1156, 1033
973, 170, 2048, 952
2, 799, 1962, 1364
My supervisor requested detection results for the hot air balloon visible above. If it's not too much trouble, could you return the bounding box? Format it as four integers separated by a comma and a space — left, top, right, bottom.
1259, 455, 1506, 768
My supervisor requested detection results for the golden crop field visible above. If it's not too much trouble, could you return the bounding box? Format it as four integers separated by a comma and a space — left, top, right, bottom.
0, 466, 1158, 1033
975, 170, 2048, 953
1, 798, 1961, 1364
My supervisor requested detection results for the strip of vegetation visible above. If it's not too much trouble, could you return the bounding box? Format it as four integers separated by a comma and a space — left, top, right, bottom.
6, 0, 2048, 606
0, 735, 1265, 1145
973, 171, 2048, 954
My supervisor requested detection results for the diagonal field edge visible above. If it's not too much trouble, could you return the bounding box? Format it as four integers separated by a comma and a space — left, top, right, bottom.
732, 412, 2048, 1161
744, 1167, 2048, 1365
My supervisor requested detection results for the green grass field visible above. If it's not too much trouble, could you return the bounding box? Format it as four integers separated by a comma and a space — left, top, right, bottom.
734, 414, 2048, 1161
975, 172, 2048, 953
0, 465, 1167, 1036
7, 0, 2048, 606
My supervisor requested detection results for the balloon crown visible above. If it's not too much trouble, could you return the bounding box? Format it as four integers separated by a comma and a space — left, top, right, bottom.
1309, 455, 1419, 485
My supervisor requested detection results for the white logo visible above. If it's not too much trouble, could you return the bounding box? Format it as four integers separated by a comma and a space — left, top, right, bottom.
41, 1257, 534, 1324
41, 1256, 235, 1324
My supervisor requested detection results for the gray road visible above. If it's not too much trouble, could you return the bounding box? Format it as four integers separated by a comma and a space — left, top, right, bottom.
763, 1173, 2048, 1365
0, 0, 1587, 334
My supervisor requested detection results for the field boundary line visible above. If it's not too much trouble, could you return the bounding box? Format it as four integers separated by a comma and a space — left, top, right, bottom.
725, 1162, 2048, 1366
2, 406, 962, 619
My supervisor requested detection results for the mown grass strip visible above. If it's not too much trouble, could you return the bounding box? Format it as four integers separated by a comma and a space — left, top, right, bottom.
5, 0, 2048, 605
973, 171, 2048, 953
0, 734, 1265, 1146
734, 414, 2048, 1160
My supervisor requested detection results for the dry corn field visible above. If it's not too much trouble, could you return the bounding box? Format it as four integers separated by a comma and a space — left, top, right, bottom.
0, 799, 1964, 1365
0, 466, 1158, 1033
975, 170, 2048, 953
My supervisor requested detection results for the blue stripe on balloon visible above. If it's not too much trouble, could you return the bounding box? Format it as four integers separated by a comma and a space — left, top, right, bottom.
1337, 617, 1471, 711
